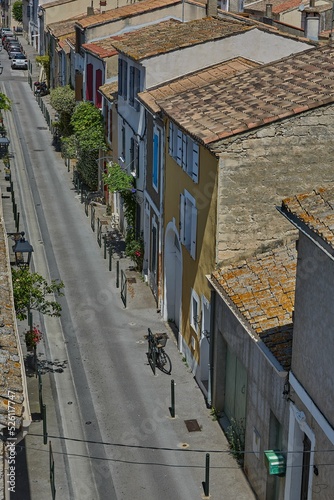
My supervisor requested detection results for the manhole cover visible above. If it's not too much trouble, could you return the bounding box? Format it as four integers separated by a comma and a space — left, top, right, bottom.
127, 278, 136, 284
184, 419, 201, 432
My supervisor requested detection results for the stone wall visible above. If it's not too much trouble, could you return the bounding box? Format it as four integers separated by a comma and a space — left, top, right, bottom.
216, 104, 334, 264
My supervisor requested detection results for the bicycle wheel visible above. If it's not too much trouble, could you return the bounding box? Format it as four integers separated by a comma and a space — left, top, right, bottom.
156, 349, 172, 375
147, 347, 157, 374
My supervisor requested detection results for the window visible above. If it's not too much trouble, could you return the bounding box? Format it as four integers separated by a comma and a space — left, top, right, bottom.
169, 122, 199, 183
152, 126, 161, 191
180, 190, 197, 259
129, 66, 140, 110
130, 137, 139, 178
190, 288, 200, 333
118, 59, 128, 99
121, 125, 126, 159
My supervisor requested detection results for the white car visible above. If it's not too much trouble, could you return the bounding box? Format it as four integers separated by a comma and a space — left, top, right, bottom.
11, 53, 27, 70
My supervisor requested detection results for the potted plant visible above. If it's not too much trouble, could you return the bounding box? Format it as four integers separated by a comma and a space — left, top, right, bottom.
25, 325, 43, 351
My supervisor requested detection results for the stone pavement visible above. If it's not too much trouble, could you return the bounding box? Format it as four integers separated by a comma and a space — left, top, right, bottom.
0, 36, 257, 499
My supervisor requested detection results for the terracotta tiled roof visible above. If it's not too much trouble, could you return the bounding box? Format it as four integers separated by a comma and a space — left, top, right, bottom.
139, 57, 260, 114
83, 38, 119, 58
157, 44, 333, 147
212, 245, 296, 370
47, 14, 89, 37
244, 0, 330, 14
99, 82, 118, 99
111, 17, 252, 60
281, 185, 334, 247
77, 0, 181, 29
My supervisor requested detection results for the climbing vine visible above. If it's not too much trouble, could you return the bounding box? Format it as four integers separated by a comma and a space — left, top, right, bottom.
103, 163, 144, 270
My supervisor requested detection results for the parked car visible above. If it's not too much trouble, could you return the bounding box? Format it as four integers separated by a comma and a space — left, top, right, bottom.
8, 47, 22, 59
11, 53, 27, 70
4, 36, 17, 50
7, 42, 21, 52
1, 28, 13, 38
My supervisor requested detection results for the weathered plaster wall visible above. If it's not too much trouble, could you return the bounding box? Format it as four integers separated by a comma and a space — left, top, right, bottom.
292, 232, 334, 423
216, 105, 334, 265
85, 2, 206, 42
212, 294, 289, 500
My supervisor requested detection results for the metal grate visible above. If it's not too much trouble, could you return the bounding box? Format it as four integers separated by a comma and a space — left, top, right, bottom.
184, 419, 201, 432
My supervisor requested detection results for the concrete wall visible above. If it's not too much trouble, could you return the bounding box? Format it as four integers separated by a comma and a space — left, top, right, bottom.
212, 293, 289, 500
144, 29, 312, 89
292, 232, 334, 424
84, 2, 206, 42
216, 104, 334, 265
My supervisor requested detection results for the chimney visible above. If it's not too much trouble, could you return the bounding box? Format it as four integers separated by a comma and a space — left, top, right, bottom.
265, 3, 272, 18
207, 0, 218, 17
309, 0, 315, 6
87, 0, 94, 16
100, 0, 106, 13
304, 11, 320, 41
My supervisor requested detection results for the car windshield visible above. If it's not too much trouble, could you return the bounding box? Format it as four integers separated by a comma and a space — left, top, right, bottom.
13, 54, 26, 59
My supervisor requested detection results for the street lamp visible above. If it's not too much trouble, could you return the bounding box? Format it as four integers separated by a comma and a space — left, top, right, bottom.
12, 232, 34, 267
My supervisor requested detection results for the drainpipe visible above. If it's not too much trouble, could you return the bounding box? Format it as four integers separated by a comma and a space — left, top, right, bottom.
207, 286, 216, 408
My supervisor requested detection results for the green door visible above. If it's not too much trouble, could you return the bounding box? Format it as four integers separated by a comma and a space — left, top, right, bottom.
224, 347, 247, 425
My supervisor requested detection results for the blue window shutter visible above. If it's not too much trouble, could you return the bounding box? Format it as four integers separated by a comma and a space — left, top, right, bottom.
153, 132, 159, 189
192, 142, 199, 183
118, 59, 123, 96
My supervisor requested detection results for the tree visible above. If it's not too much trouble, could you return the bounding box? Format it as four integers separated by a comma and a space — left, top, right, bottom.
0, 93, 11, 112
50, 85, 76, 136
12, 267, 64, 321
12, 1, 23, 23
70, 102, 106, 189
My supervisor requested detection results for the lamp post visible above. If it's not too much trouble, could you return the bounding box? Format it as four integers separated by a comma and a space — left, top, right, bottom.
12, 232, 34, 267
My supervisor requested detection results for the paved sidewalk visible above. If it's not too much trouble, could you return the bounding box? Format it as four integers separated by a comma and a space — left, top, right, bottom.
2, 37, 257, 500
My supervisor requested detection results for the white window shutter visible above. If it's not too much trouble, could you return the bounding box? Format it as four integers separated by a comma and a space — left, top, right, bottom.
180, 193, 185, 243
192, 142, 199, 183
190, 203, 197, 259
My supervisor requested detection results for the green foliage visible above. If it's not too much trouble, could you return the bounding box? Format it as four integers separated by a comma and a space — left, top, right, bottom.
36, 55, 50, 85
226, 418, 245, 466
12, 267, 64, 321
61, 135, 77, 159
69, 102, 106, 189
0, 93, 11, 112
103, 162, 144, 269
12, 1, 23, 22
71, 101, 104, 135
103, 162, 134, 192
50, 85, 75, 136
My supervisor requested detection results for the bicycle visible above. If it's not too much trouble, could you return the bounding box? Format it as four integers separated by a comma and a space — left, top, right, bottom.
146, 328, 172, 375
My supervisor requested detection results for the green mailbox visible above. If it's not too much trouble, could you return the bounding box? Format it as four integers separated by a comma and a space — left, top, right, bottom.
264, 450, 286, 476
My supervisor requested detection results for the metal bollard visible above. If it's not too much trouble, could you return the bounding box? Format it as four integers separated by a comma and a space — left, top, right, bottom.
116, 260, 119, 288
109, 247, 112, 271
103, 235, 107, 259
169, 379, 175, 418
42, 404, 48, 445
203, 453, 210, 497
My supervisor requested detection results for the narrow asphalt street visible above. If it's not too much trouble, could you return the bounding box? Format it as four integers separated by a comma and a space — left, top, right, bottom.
0, 40, 256, 500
